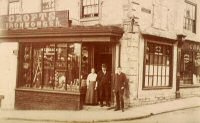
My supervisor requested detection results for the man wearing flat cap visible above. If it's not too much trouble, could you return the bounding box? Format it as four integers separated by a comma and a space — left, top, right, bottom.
97, 64, 111, 107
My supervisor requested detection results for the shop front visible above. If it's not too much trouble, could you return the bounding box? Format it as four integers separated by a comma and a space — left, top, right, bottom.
5, 26, 123, 110
0, 16, 124, 110
0, 10, 124, 110
180, 41, 200, 86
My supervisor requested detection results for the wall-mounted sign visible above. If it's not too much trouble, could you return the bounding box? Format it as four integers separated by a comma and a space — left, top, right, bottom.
0, 10, 69, 30
182, 42, 200, 52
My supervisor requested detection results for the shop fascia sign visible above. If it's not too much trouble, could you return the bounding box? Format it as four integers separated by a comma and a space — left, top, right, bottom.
183, 42, 200, 52
0, 10, 69, 30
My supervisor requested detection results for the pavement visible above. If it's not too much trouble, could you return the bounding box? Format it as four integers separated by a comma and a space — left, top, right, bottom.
0, 97, 200, 123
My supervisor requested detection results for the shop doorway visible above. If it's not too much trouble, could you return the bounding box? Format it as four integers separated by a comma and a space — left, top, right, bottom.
94, 45, 112, 72
82, 43, 115, 106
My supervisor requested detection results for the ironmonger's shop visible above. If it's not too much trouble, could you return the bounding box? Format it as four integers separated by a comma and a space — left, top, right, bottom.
0, 11, 123, 110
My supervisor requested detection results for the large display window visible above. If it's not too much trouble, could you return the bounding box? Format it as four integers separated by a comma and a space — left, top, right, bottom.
180, 41, 200, 85
144, 41, 173, 88
18, 43, 81, 92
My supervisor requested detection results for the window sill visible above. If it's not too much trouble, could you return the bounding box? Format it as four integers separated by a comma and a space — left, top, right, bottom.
142, 86, 172, 90
15, 88, 81, 95
180, 84, 200, 88
80, 17, 100, 22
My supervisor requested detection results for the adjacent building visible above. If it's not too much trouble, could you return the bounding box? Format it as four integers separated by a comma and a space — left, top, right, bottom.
0, 0, 200, 110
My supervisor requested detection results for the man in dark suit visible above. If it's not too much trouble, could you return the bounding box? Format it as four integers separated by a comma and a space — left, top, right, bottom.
113, 67, 127, 112
97, 64, 111, 107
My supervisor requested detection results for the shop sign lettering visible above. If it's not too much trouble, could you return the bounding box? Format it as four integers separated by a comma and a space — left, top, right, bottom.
183, 42, 200, 52
190, 44, 200, 52
0, 10, 69, 30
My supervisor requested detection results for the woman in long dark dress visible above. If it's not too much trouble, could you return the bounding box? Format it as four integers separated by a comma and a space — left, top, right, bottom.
85, 68, 98, 105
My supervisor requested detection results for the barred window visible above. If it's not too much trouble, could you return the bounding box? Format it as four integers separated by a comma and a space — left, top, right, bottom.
42, 0, 55, 12
144, 41, 172, 88
81, 0, 99, 18
180, 42, 200, 85
18, 43, 81, 92
8, 0, 21, 14
183, 1, 196, 33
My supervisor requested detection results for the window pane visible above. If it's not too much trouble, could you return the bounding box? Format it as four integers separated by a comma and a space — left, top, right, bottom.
66, 43, 81, 91
32, 47, 43, 89
184, 2, 196, 33
84, 6, 88, 16
194, 52, 200, 84
42, 0, 55, 11
83, 0, 87, 6
18, 43, 81, 92
166, 76, 169, 86
88, 6, 92, 15
43, 44, 55, 89
55, 43, 68, 90
86, 0, 90, 5
180, 42, 200, 85
145, 76, 149, 86
94, 0, 98, 4
144, 42, 172, 88
182, 52, 193, 84
9, 1, 20, 14
21, 44, 32, 88
81, 0, 99, 18
81, 45, 89, 79
158, 76, 162, 86
91, 0, 94, 5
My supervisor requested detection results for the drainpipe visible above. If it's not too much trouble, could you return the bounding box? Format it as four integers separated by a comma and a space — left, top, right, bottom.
176, 34, 186, 98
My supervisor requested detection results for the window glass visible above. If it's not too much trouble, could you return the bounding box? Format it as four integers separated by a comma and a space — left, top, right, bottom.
43, 44, 55, 89
55, 43, 67, 90
180, 42, 200, 85
184, 2, 196, 33
19, 43, 81, 92
32, 46, 43, 89
66, 43, 81, 91
9, 0, 21, 14
81, 0, 99, 18
144, 41, 172, 88
42, 0, 55, 12
20, 44, 32, 88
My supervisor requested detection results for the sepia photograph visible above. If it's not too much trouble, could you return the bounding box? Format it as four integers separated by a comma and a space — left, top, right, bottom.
0, 0, 200, 123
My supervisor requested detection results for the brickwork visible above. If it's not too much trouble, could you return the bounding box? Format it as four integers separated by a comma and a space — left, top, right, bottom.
15, 89, 83, 110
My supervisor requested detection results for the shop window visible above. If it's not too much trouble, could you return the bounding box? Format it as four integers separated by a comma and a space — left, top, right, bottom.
180, 42, 200, 85
8, 0, 21, 14
81, 0, 99, 18
18, 43, 81, 91
144, 41, 172, 88
42, 0, 55, 12
183, 1, 196, 33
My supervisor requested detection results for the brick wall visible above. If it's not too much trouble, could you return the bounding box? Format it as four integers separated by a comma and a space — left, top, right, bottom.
15, 89, 83, 110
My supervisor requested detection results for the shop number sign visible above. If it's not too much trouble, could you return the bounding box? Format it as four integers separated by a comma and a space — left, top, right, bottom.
0, 10, 69, 30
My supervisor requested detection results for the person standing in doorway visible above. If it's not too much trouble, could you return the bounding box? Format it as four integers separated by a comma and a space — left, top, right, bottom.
113, 67, 127, 112
85, 68, 98, 105
97, 64, 111, 107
